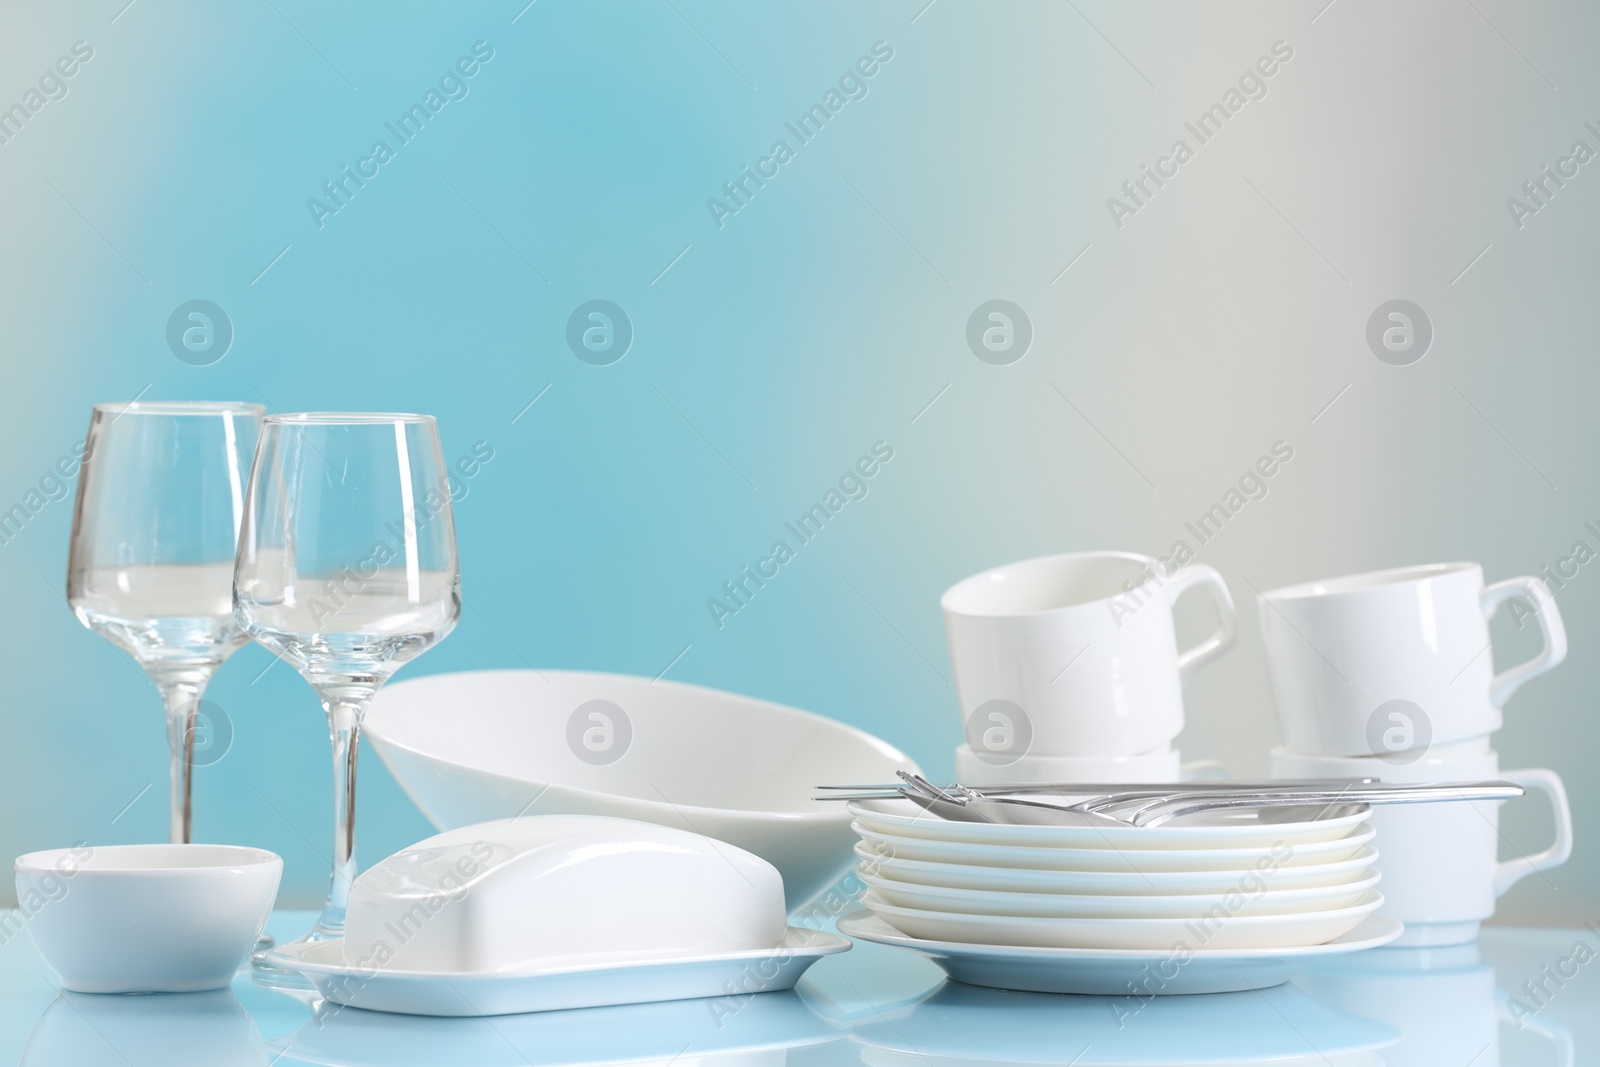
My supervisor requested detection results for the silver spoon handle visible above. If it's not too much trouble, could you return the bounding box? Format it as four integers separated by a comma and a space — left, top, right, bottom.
815, 778, 1377, 794
1105, 782, 1524, 827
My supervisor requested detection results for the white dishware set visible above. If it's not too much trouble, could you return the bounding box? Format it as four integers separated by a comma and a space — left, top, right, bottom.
816, 551, 1576, 993
12, 406, 1582, 1017
19, 399, 877, 1014
1261, 562, 1573, 946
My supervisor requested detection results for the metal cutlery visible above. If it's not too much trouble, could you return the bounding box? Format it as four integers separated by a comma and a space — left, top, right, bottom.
817, 771, 1524, 828
815, 777, 1380, 798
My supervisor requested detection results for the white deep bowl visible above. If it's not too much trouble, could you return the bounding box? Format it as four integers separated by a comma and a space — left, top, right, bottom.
14, 844, 281, 993
362, 669, 919, 909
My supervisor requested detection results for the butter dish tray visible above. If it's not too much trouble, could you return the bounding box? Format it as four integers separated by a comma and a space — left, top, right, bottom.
263, 927, 850, 1017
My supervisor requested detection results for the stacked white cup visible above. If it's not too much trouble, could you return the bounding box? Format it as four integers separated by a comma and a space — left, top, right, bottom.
941, 551, 1237, 785
1260, 562, 1573, 946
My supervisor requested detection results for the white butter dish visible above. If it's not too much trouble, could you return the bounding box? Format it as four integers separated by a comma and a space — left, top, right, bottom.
341, 815, 789, 974
264, 814, 849, 1016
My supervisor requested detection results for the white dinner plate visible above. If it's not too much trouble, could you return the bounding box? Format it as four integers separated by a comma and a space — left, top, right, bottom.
856, 841, 1381, 895
849, 797, 1370, 850
855, 823, 1377, 872
263, 927, 850, 1017
861, 890, 1384, 950
837, 912, 1405, 995
860, 867, 1382, 919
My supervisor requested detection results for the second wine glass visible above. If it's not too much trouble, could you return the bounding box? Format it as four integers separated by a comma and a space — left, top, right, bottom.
234, 413, 460, 949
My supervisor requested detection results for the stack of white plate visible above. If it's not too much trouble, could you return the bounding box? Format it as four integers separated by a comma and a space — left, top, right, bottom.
849, 797, 1383, 951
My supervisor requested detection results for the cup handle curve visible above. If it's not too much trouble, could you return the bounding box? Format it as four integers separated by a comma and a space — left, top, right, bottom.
1162, 564, 1237, 688
1492, 767, 1573, 898
1481, 576, 1567, 710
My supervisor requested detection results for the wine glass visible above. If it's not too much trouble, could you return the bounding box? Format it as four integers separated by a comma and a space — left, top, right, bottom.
67, 400, 264, 844
233, 413, 460, 951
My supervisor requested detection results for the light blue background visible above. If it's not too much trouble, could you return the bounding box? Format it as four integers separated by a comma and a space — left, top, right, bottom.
1, 1, 1596, 923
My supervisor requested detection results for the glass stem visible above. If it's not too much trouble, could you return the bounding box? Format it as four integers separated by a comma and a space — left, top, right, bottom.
154, 675, 206, 845
312, 691, 371, 939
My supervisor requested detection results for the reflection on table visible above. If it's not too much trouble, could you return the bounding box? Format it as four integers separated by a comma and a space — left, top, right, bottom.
7, 913, 1598, 1067
1296, 941, 1573, 1067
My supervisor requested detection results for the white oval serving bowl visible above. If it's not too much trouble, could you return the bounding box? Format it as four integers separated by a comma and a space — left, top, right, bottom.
363, 669, 919, 909
849, 797, 1370, 849
14, 844, 281, 993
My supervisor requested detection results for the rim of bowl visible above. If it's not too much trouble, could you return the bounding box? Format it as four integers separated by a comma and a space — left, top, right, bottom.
364, 668, 918, 822
15, 843, 281, 873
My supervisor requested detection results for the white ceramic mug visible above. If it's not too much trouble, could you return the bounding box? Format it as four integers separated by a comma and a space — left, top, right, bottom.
1260, 563, 1566, 757
942, 551, 1236, 760
953, 745, 1228, 785
1270, 746, 1572, 946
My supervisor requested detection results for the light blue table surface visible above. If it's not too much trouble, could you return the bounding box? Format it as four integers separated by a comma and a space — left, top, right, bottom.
2, 911, 1596, 1065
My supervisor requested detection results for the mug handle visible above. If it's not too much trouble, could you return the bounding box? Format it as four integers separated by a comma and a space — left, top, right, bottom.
1161, 564, 1238, 688
1481, 576, 1567, 709
1492, 768, 1573, 898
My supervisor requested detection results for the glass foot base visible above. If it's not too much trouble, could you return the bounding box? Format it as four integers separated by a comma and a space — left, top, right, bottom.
250, 918, 341, 988
250, 961, 317, 992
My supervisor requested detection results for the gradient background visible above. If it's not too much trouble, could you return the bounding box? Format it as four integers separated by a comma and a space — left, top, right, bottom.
1, 0, 1596, 930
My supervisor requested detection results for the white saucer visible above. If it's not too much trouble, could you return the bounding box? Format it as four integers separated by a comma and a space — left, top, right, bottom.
836, 912, 1403, 995
263, 926, 850, 1016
